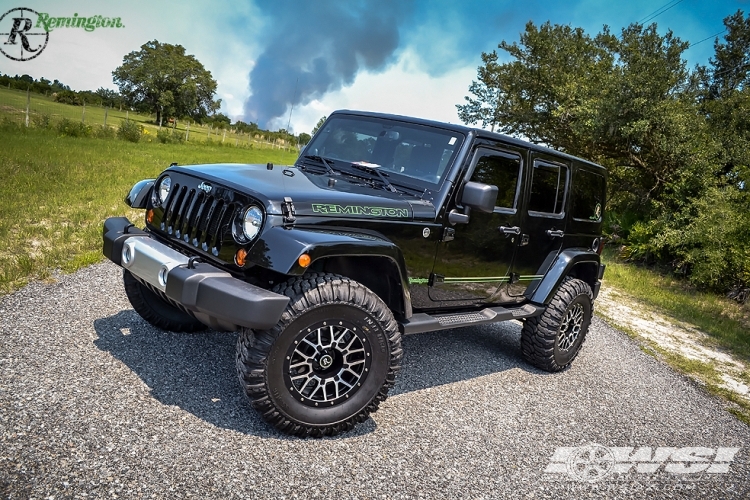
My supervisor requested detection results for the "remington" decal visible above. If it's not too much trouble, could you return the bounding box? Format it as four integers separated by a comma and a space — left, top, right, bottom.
312, 204, 409, 218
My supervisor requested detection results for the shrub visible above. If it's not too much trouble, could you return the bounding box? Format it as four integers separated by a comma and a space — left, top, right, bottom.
93, 125, 116, 139
31, 113, 51, 129
658, 186, 750, 295
117, 119, 142, 143
156, 128, 184, 144
56, 118, 92, 137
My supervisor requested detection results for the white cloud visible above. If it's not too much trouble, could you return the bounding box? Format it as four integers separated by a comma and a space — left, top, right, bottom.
278, 49, 479, 135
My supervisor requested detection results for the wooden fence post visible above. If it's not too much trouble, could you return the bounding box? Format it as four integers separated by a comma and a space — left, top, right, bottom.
25, 88, 30, 127
81, 101, 86, 123
186, 122, 190, 141
104, 107, 108, 127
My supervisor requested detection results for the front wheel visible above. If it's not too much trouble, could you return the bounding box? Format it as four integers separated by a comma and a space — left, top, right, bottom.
521, 277, 593, 372
236, 273, 403, 437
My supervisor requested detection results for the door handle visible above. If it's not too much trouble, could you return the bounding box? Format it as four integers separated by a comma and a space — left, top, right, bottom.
546, 229, 565, 238
498, 225, 520, 236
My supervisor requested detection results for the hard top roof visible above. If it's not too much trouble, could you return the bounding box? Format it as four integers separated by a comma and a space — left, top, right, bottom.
331, 109, 605, 171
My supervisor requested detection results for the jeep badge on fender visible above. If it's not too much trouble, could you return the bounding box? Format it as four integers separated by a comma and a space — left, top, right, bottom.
103, 110, 607, 437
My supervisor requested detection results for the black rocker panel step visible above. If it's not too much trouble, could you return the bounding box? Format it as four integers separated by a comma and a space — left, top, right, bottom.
398, 303, 545, 335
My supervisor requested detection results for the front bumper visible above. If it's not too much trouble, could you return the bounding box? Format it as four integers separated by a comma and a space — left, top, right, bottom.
103, 217, 289, 331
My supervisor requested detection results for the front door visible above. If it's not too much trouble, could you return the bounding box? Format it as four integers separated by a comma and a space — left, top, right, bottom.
428, 147, 525, 308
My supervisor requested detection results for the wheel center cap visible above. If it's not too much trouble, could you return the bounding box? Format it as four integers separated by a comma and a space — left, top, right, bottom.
319, 354, 333, 369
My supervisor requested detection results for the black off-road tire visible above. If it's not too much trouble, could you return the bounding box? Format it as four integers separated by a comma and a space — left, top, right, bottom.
123, 269, 207, 333
236, 272, 403, 437
521, 277, 593, 372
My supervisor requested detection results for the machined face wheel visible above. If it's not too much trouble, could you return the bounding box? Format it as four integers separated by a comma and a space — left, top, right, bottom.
284, 320, 372, 407
558, 303, 585, 352
236, 272, 402, 436
520, 277, 594, 372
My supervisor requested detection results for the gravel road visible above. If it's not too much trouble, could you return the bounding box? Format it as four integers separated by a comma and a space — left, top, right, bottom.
1, 261, 749, 499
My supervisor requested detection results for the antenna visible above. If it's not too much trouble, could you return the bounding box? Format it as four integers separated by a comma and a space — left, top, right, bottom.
286, 78, 299, 133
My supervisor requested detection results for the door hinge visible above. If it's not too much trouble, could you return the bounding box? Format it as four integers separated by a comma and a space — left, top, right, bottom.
429, 273, 445, 286
509, 272, 520, 284
520, 234, 529, 246
282, 196, 296, 223
442, 227, 455, 242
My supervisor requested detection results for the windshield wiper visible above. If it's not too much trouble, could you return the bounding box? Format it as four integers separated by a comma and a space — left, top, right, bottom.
301, 155, 338, 175
349, 163, 397, 193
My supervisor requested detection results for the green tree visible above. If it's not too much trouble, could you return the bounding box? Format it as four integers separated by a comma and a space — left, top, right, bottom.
113, 40, 220, 124
698, 10, 750, 186
298, 132, 311, 145
95, 87, 123, 108
457, 22, 717, 217
312, 116, 327, 135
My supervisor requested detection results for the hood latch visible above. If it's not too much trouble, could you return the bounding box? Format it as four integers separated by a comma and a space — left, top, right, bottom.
282, 197, 296, 224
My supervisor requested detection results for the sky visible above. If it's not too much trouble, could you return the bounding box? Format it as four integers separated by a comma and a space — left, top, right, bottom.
0, 0, 747, 135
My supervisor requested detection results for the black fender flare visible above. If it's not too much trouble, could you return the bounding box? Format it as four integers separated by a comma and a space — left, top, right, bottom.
125, 179, 155, 208
530, 248, 602, 305
247, 225, 412, 317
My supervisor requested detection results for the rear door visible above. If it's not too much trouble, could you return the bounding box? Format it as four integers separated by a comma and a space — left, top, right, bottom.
508, 153, 571, 297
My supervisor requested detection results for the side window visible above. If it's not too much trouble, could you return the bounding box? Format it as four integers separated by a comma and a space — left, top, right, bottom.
528, 161, 568, 215
572, 169, 605, 221
470, 151, 522, 210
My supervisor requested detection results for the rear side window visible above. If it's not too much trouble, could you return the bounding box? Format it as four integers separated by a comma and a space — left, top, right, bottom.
528, 161, 568, 215
572, 169, 605, 221
470, 151, 522, 209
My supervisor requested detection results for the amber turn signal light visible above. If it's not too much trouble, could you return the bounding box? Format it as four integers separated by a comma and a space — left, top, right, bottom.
146, 209, 154, 224
298, 254, 311, 268
235, 248, 248, 267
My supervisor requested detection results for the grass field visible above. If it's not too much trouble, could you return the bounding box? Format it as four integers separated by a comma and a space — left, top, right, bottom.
601, 249, 750, 361
0, 124, 297, 294
0, 87, 295, 149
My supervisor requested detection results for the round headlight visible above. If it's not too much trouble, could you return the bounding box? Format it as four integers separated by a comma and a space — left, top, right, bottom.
157, 176, 171, 204
242, 206, 264, 241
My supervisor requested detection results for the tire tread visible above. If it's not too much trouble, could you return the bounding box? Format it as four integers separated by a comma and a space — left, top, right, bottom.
235, 272, 402, 437
521, 277, 593, 372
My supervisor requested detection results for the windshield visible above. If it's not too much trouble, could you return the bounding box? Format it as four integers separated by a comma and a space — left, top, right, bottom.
301, 115, 465, 187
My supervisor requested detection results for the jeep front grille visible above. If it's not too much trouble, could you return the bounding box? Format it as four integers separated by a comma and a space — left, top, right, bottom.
159, 182, 238, 255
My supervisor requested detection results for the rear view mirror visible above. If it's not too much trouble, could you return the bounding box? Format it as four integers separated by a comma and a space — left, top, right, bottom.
461, 181, 498, 213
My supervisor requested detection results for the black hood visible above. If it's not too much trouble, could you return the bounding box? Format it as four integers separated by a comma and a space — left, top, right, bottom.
168, 163, 437, 221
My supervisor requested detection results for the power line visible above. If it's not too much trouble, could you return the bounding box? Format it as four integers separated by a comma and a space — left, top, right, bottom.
638, 0, 686, 24
689, 29, 727, 48
713, 61, 749, 78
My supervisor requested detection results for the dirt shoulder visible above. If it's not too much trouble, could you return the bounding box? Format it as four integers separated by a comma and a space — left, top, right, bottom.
596, 285, 750, 422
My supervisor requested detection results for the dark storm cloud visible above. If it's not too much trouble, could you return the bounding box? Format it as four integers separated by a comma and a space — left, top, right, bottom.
243, 0, 414, 129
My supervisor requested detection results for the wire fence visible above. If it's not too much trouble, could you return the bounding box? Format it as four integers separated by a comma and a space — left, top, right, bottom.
0, 86, 301, 153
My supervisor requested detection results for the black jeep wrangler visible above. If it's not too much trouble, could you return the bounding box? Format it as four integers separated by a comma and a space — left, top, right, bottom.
103, 110, 606, 437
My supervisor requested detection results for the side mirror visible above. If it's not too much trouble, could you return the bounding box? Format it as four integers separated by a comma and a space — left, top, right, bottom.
461, 181, 498, 213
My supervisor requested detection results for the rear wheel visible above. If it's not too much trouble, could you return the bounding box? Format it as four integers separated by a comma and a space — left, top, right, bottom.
521, 277, 593, 372
123, 270, 207, 332
236, 273, 403, 437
